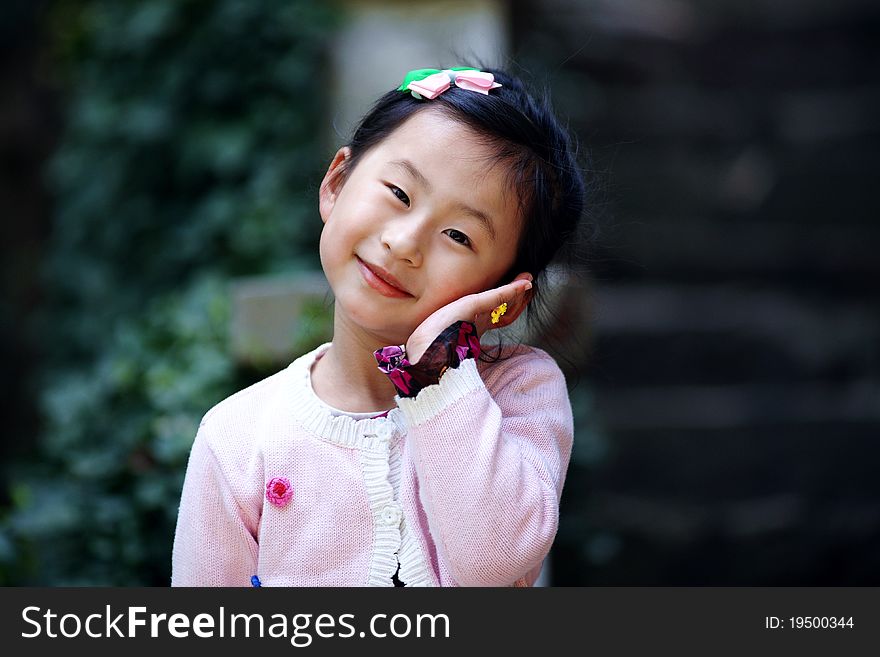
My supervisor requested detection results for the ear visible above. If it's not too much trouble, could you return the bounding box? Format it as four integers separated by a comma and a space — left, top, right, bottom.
319, 146, 352, 224
503, 274, 534, 326
504, 286, 533, 327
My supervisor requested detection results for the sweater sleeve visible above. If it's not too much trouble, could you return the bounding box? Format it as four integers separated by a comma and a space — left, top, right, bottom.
396, 348, 573, 587
171, 417, 261, 587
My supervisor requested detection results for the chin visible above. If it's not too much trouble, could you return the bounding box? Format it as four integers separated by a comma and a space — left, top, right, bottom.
339, 302, 413, 344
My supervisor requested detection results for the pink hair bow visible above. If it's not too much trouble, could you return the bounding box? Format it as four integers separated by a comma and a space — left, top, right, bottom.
407, 71, 452, 100
452, 70, 502, 95
399, 67, 503, 100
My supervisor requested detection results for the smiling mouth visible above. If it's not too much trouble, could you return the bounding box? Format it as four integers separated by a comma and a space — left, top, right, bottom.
356, 257, 413, 298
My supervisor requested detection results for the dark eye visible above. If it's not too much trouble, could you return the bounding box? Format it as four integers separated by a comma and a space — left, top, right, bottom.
444, 229, 471, 247
388, 185, 410, 207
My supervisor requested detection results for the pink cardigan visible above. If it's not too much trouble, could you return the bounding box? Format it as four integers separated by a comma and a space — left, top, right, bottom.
171, 341, 573, 587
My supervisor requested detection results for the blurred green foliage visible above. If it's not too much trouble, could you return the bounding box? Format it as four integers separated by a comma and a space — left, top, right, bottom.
0, 0, 338, 585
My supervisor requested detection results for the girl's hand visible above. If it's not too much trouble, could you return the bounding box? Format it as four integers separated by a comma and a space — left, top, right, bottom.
405, 273, 534, 364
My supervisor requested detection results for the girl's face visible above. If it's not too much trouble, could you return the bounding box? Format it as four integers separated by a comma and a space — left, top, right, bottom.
319, 108, 523, 346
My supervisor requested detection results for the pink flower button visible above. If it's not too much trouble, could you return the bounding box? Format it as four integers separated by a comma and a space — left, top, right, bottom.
266, 477, 293, 507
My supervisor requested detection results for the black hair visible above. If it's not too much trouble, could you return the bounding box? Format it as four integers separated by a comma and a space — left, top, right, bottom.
336, 65, 592, 365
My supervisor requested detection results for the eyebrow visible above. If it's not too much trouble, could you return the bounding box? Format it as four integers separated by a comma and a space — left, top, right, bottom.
389, 158, 497, 242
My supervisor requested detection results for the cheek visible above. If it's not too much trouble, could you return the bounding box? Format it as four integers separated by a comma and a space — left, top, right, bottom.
319, 211, 356, 255
431, 253, 509, 300
318, 225, 353, 287
318, 229, 335, 272
427, 276, 488, 308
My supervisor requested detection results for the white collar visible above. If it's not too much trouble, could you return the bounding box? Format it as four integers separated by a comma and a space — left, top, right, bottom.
285, 343, 407, 451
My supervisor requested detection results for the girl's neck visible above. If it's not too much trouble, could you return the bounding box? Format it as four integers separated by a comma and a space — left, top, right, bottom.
309, 310, 401, 413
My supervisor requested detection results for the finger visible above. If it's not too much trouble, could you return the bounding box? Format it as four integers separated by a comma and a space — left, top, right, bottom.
483, 287, 530, 329
470, 274, 533, 331
505, 287, 531, 322
484, 281, 526, 310
487, 278, 531, 306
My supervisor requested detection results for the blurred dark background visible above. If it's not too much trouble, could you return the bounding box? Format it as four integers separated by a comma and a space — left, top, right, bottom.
2, 0, 878, 585
512, 0, 880, 584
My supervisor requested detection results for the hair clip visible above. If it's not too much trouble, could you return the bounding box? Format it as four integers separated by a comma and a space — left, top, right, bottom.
397, 67, 502, 100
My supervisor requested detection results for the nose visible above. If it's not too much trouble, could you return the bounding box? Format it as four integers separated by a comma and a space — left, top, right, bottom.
381, 220, 423, 267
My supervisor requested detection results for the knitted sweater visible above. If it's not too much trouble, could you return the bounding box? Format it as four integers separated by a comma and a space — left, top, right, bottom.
171, 341, 573, 587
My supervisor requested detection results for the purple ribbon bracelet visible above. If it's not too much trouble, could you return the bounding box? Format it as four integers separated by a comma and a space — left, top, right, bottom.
374, 321, 481, 398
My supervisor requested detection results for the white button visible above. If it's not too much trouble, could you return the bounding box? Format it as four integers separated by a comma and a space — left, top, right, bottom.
380, 503, 402, 526
376, 424, 395, 442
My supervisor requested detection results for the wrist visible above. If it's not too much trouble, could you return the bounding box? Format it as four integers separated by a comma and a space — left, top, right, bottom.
376, 321, 481, 398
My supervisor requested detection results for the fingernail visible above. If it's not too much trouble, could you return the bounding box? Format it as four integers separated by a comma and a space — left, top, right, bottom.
524, 281, 532, 290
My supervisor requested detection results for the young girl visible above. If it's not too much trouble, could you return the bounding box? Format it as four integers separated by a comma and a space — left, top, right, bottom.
171, 65, 586, 587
